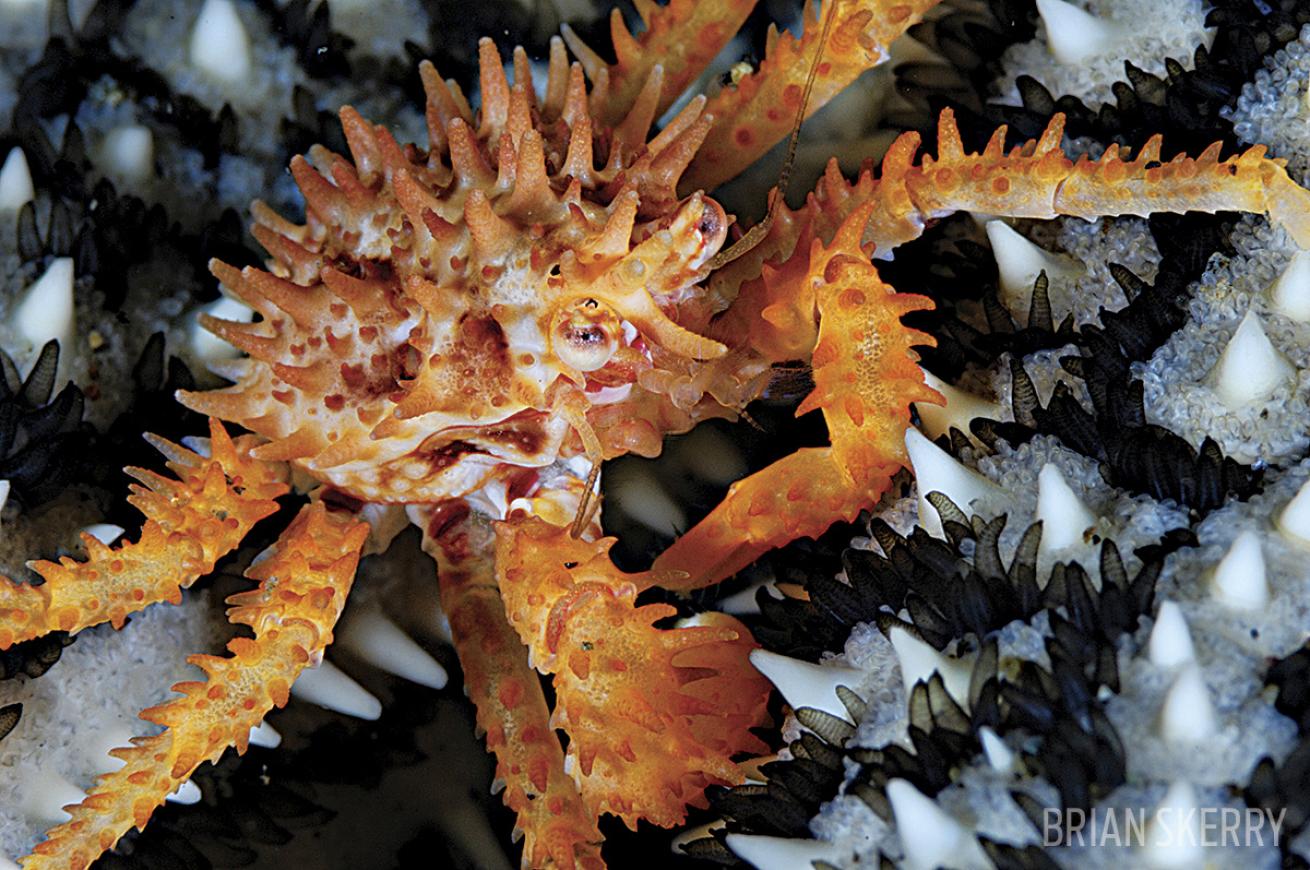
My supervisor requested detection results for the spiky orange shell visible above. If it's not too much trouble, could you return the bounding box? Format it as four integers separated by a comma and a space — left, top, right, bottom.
179, 39, 734, 503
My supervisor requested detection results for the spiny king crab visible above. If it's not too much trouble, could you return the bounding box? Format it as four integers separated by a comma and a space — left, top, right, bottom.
7, 0, 1310, 867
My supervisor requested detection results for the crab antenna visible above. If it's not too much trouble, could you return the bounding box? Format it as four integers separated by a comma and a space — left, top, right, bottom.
704, 0, 837, 271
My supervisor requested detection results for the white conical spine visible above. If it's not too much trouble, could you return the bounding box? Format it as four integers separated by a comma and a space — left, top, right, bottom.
887, 779, 990, 870
1278, 477, 1310, 547
15, 258, 75, 383
22, 769, 84, 824
1035, 463, 1098, 555
100, 124, 154, 185
985, 220, 1078, 309
904, 426, 1004, 537
290, 659, 382, 720
725, 834, 845, 870
888, 625, 974, 706
0, 147, 34, 211
1207, 310, 1294, 409
979, 726, 1015, 774
248, 720, 282, 749
748, 649, 864, 721
1142, 781, 1204, 868
1270, 250, 1310, 322
167, 780, 202, 805
1158, 665, 1216, 743
189, 0, 252, 89
0, 481, 9, 515
1148, 601, 1195, 670
914, 369, 1002, 442
337, 607, 449, 689
1035, 0, 1122, 64
1209, 529, 1270, 610
79, 524, 125, 546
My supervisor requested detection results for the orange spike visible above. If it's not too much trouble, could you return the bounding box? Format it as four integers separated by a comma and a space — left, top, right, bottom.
505, 129, 555, 219
464, 189, 516, 264
419, 60, 464, 154
512, 46, 536, 108
290, 155, 350, 226
1034, 113, 1065, 156
236, 266, 323, 328
561, 63, 590, 130
339, 106, 381, 184
447, 118, 495, 188
936, 108, 964, 162
478, 37, 510, 140
199, 315, 281, 359
612, 65, 664, 157
507, 83, 533, 150
271, 361, 335, 393
560, 110, 596, 187
584, 189, 639, 261
543, 36, 570, 122
647, 94, 705, 157
320, 267, 388, 320
609, 7, 643, 67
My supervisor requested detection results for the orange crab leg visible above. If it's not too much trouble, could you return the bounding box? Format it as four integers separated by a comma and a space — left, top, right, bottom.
656, 199, 938, 589
495, 516, 771, 830
561, 0, 757, 126
680, 0, 944, 194
414, 500, 605, 870
0, 418, 287, 650
22, 500, 369, 870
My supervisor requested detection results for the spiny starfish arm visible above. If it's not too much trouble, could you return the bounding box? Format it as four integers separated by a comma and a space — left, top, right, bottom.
680, 0, 943, 194
0, 418, 287, 650
20, 500, 369, 870
495, 517, 770, 829
662, 202, 939, 588
415, 503, 605, 870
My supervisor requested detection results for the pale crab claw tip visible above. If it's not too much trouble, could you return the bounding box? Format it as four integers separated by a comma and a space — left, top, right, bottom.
101, 124, 154, 185
249, 720, 282, 749
1148, 601, 1196, 670
80, 523, 126, 546
904, 427, 1004, 538
166, 779, 202, 805
190, 296, 256, 365
1143, 781, 1204, 867
1207, 310, 1293, 409
979, 726, 1014, 773
0, 146, 34, 211
717, 580, 782, 616
1270, 249, 1310, 322
338, 607, 449, 690
724, 834, 844, 870
16, 257, 75, 366
887, 625, 973, 706
887, 778, 989, 870
1278, 477, 1310, 547
189, 0, 252, 88
1034, 0, 1121, 65
23, 769, 85, 825
0, 480, 10, 514
914, 369, 1001, 442
290, 659, 383, 720
1035, 463, 1098, 554
747, 649, 863, 721
984, 219, 1075, 301
1159, 665, 1216, 743
1210, 529, 1270, 610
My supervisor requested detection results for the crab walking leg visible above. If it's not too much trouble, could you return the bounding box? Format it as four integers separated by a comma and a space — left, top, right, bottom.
21, 501, 369, 870
656, 200, 939, 589
413, 500, 604, 870
560, 0, 757, 125
495, 517, 771, 829
0, 418, 287, 650
679, 0, 944, 194
866, 109, 1310, 253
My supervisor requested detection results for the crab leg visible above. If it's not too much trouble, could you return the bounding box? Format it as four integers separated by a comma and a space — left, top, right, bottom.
680, 0, 944, 194
413, 499, 605, 870
560, 0, 757, 126
0, 418, 287, 650
656, 200, 938, 589
21, 500, 369, 870
870, 109, 1310, 253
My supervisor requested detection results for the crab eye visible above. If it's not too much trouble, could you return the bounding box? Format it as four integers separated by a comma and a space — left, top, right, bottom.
553, 298, 620, 372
